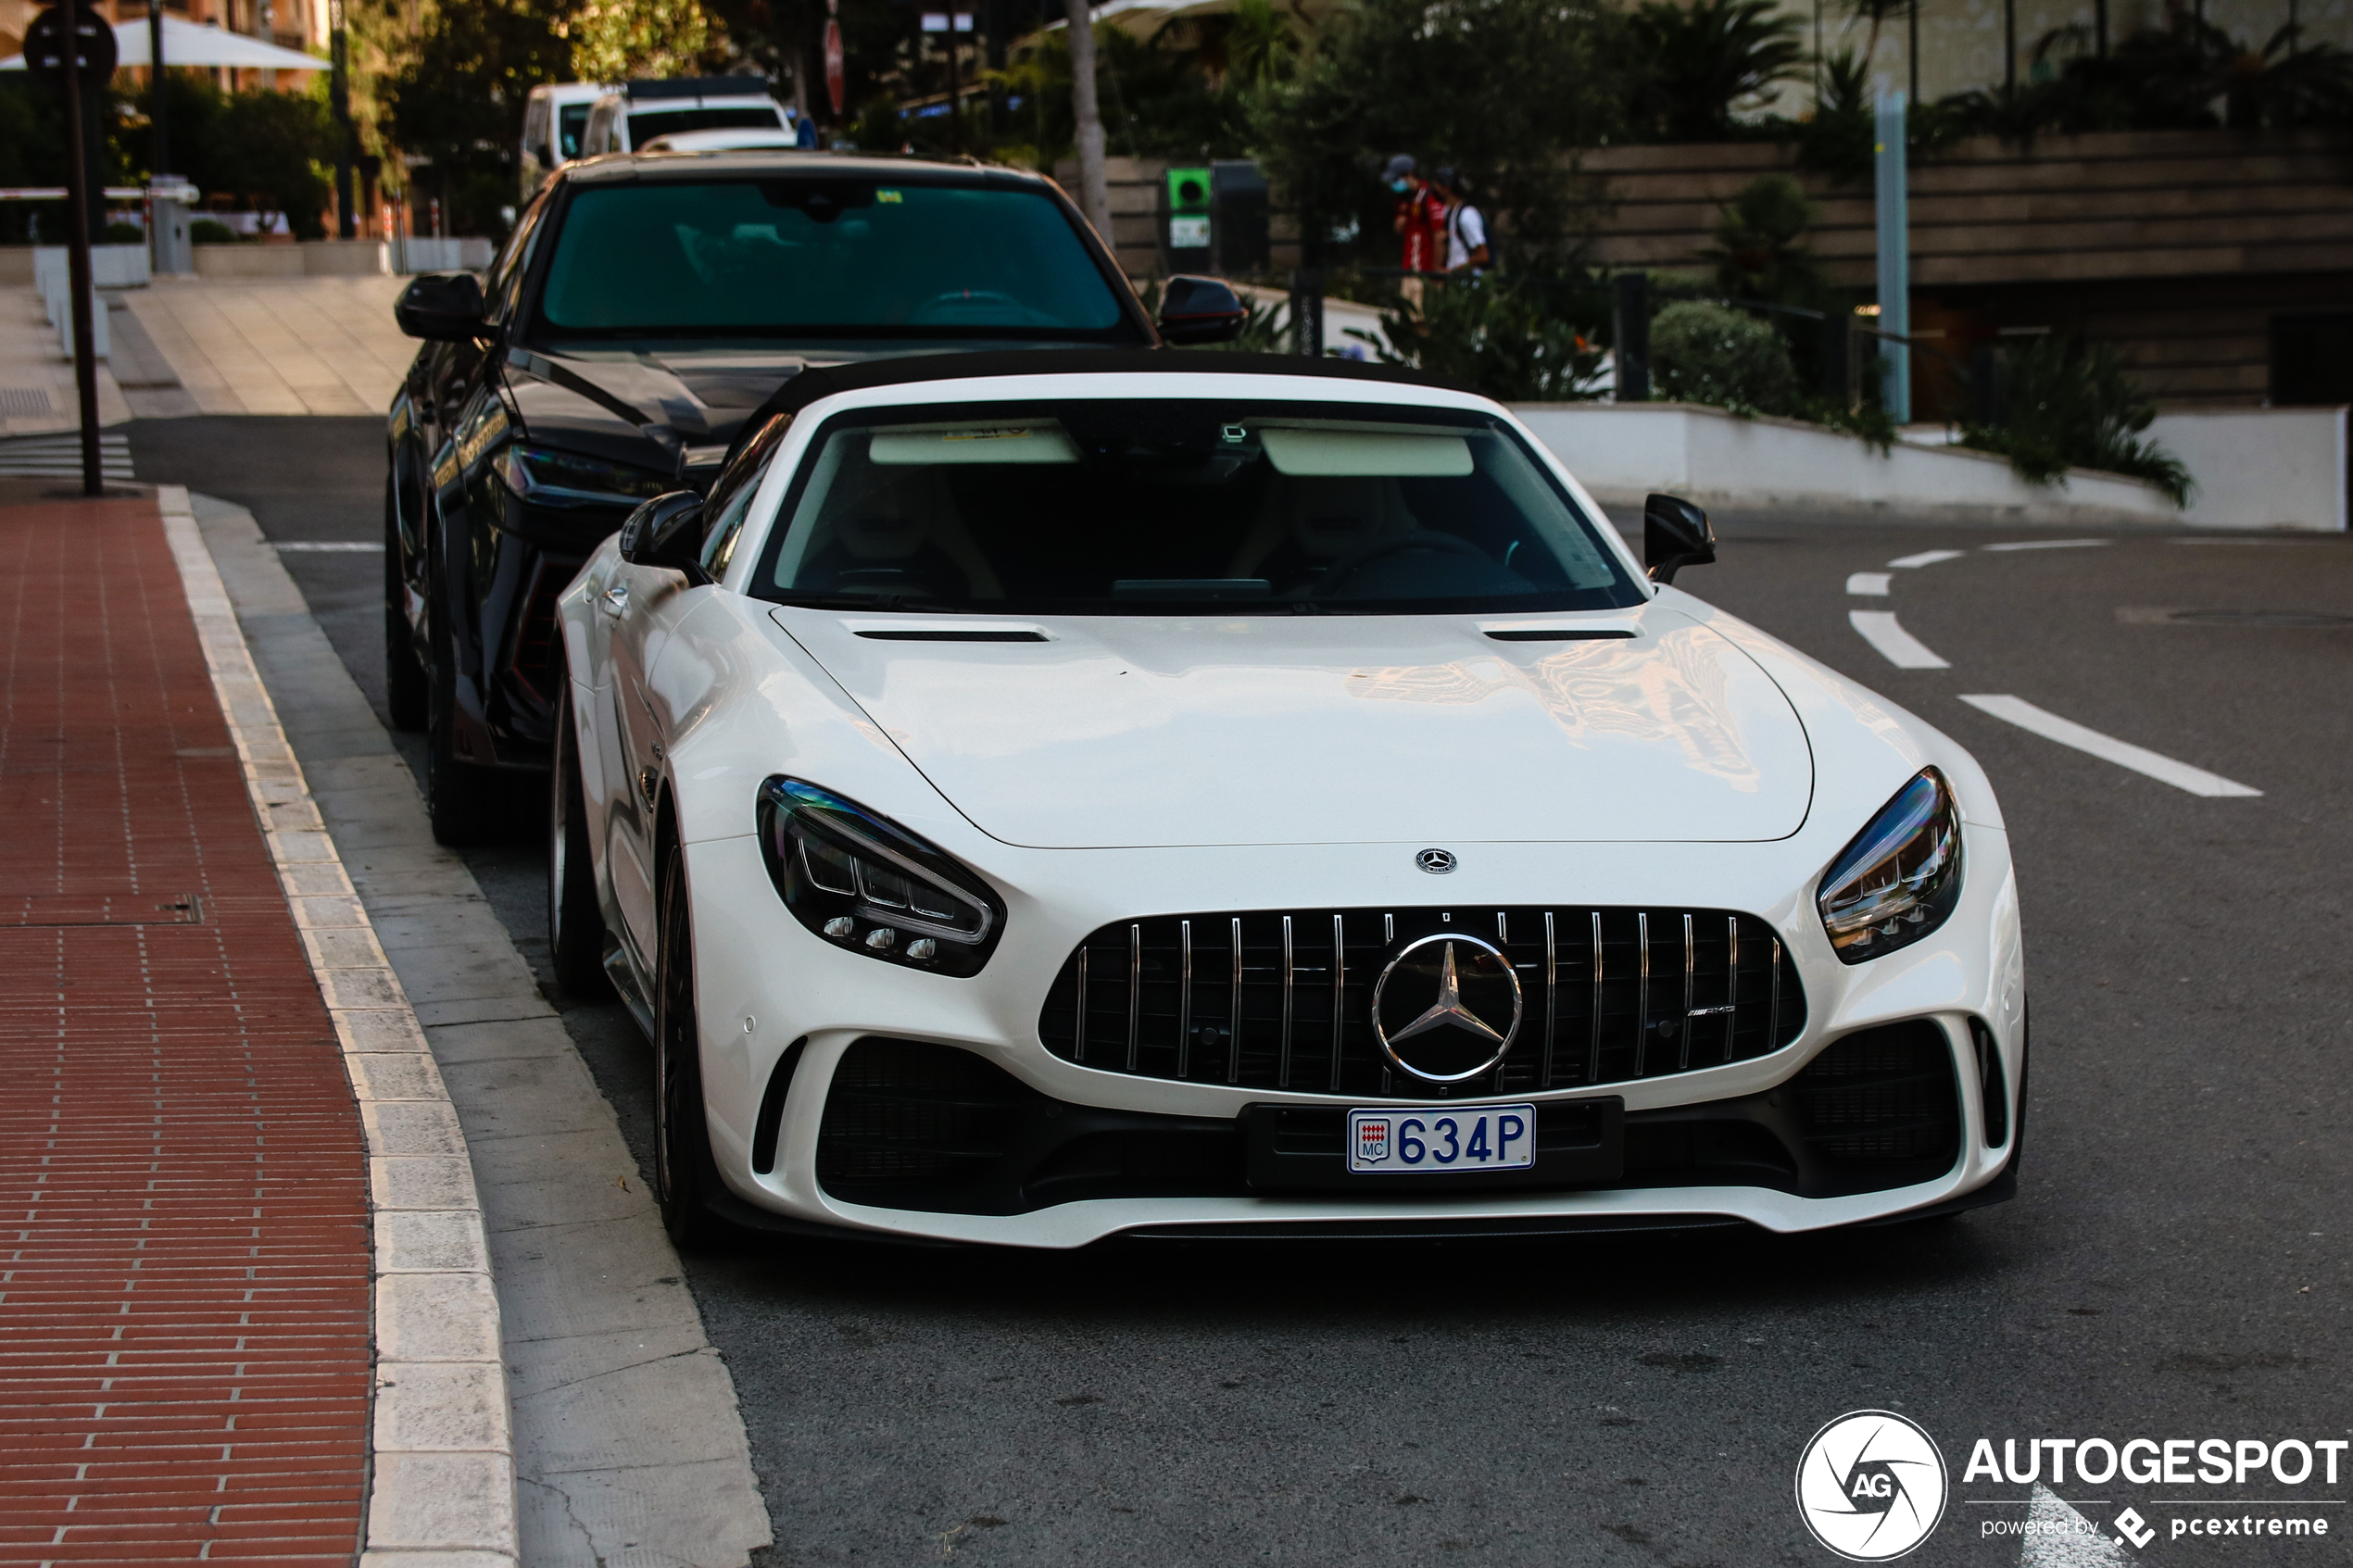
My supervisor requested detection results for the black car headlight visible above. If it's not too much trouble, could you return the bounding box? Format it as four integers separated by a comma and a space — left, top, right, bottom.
493, 444, 673, 508
1817, 769, 1964, 962
756, 777, 1004, 976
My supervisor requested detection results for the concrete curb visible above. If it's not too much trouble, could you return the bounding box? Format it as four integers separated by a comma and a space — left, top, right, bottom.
157, 483, 522, 1568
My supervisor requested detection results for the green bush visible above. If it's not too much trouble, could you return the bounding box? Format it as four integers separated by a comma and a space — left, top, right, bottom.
1353, 277, 1608, 402
1960, 335, 2192, 505
1650, 299, 1802, 415
190, 219, 238, 245
105, 221, 145, 244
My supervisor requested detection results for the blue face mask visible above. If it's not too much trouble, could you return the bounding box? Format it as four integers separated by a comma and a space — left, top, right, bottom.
1389, 178, 1412, 194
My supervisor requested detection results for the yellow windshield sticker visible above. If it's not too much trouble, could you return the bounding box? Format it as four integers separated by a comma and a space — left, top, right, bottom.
877, 189, 902, 203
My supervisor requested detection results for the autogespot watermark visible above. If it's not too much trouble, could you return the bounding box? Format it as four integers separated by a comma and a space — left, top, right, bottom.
1797, 1414, 2347, 1557
1796, 1411, 1950, 1561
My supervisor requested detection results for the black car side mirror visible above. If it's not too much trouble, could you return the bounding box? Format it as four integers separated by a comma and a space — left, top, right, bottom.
618, 491, 712, 584
394, 272, 488, 342
1158, 275, 1249, 345
1643, 493, 1717, 584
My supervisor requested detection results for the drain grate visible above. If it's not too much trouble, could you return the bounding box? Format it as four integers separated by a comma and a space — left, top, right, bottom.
0, 387, 55, 416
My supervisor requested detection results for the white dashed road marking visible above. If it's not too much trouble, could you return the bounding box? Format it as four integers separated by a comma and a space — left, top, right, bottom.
1849, 610, 1952, 669
1887, 548, 1965, 569
1983, 538, 2110, 552
1958, 695, 2261, 797
1845, 571, 1893, 596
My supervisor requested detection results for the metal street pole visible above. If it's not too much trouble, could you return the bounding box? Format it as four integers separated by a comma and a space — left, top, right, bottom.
332, 0, 355, 238
57, 5, 105, 495
1873, 91, 1911, 425
148, 0, 167, 174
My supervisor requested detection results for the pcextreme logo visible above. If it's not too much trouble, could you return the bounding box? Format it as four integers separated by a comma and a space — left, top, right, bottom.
1795, 1411, 1951, 1562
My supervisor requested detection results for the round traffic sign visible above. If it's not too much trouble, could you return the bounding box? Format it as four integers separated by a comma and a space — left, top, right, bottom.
23, 3, 118, 94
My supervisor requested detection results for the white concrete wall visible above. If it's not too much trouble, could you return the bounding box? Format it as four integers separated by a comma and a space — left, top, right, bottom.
2150, 407, 2347, 533
1510, 402, 2346, 531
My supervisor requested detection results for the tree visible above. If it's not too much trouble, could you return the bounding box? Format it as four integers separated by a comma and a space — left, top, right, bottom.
1252, 0, 1624, 273
1703, 174, 1819, 304
1066, 0, 1112, 240
559, 0, 716, 80
1625, 0, 1806, 141
380, 0, 574, 234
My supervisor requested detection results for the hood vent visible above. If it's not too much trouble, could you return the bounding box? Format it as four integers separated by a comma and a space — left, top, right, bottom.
853, 628, 1049, 643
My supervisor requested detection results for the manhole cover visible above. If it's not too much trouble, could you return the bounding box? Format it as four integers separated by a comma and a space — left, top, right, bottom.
2166, 608, 2353, 628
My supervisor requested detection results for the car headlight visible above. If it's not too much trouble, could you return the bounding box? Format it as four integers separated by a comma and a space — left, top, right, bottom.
493, 444, 673, 508
1817, 769, 1964, 962
756, 777, 1004, 976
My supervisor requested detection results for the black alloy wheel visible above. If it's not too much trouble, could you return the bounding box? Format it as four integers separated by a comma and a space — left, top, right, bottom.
547, 683, 610, 996
423, 556, 494, 847
654, 838, 726, 1250
384, 470, 428, 733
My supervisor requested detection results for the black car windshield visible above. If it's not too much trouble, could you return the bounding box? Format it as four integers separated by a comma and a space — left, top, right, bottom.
627, 107, 781, 145
532, 178, 1132, 344
751, 399, 1643, 614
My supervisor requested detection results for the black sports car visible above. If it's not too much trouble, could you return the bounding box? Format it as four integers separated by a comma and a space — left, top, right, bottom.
384, 148, 1241, 842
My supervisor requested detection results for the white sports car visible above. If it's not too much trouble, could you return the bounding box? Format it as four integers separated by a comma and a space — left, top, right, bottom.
551, 351, 2025, 1249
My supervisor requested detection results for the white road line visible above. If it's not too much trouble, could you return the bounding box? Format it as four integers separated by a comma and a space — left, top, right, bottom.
1849, 610, 1952, 669
1887, 548, 1965, 568
1845, 571, 1893, 596
272, 541, 384, 552
2019, 1485, 2132, 1566
1958, 695, 2261, 797
1983, 538, 2110, 552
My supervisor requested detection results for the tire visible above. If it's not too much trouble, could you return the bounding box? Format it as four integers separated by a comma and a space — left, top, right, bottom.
654, 839, 727, 1250
547, 684, 610, 997
384, 472, 428, 733
424, 573, 495, 847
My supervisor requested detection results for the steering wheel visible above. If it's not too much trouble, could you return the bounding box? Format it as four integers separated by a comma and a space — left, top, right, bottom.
1309, 530, 1489, 597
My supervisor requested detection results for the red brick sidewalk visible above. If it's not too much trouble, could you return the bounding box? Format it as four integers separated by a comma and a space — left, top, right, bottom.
0, 494, 371, 1563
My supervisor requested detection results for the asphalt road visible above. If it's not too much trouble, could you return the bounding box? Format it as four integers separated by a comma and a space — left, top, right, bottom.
131, 417, 2353, 1567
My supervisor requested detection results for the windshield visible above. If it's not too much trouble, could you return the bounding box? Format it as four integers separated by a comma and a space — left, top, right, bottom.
531, 179, 1133, 345
627, 105, 784, 145
558, 103, 591, 159
751, 399, 1642, 615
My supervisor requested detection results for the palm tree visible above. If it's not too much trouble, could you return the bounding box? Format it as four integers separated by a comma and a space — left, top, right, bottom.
1629, 0, 1809, 139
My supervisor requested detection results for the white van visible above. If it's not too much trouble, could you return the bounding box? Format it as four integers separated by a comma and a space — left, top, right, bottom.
520, 82, 610, 200
577, 79, 795, 159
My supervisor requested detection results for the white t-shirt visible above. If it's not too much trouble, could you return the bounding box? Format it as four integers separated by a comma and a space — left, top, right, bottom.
1445, 202, 1488, 271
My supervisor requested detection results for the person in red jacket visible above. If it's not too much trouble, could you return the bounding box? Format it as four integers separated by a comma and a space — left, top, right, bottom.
1385, 154, 1446, 309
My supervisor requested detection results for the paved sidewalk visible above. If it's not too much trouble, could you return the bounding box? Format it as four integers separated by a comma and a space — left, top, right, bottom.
0, 486, 370, 1560
123, 278, 412, 418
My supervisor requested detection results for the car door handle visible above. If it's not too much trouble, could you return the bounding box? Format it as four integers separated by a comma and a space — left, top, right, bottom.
599, 583, 628, 617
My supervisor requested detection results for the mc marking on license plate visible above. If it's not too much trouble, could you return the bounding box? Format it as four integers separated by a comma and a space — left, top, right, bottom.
1347, 1103, 1537, 1174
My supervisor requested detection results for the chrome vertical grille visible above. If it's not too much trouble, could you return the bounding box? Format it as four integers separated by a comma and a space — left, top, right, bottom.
1037, 905, 1806, 1100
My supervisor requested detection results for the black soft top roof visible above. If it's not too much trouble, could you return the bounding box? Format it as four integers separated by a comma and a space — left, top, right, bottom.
746, 348, 1467, 429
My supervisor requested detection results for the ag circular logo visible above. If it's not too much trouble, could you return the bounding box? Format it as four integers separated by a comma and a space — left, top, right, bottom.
1415, 847, 1457, 874
1794, 1411, 1947, 1562
1368, 934, 1522, 1082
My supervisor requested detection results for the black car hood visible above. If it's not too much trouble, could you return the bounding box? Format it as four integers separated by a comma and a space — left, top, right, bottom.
500, 345, 812, 483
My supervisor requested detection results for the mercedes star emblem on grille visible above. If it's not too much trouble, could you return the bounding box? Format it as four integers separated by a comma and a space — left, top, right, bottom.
1369, 934, 1524, 1083
1415, 847, 1457, 873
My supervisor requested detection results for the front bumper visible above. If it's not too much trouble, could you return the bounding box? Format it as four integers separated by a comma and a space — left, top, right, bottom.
681, 824, 2027, 1249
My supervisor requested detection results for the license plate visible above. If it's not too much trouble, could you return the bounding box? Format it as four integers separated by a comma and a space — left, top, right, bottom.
1347, 1104, 1536, 1174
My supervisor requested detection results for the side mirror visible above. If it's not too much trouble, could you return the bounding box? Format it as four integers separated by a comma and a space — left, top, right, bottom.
1643, 492, 1717, 584
617, 491, 712, 584
1157, 274, 1249, 345
394, 271, 488, 342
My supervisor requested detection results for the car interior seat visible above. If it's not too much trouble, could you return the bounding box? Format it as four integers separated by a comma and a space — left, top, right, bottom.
1224, 475, 1422, 585
796, 467, 1006, 600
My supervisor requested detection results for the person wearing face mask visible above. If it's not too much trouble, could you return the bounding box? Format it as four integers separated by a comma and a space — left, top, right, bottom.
1431, 168, 1491, 275
1384, 154, 1445, 309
